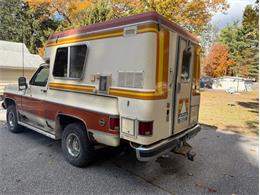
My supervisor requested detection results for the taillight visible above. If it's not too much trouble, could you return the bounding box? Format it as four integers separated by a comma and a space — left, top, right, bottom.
138, 121, 153, 136
109, 117, 120, 130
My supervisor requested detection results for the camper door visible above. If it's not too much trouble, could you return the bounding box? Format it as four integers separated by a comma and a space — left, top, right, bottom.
173, 38, 194, 134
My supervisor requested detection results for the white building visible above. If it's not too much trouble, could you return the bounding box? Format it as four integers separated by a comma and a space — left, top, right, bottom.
0, 40, 44, 95
212, 76, 253, 92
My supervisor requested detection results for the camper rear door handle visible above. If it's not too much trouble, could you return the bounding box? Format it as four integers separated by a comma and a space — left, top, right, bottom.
177, 83, 181, 93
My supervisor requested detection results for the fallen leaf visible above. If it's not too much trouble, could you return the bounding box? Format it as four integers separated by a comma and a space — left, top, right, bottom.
224, 173, 234, 178
208, 188, 217, 193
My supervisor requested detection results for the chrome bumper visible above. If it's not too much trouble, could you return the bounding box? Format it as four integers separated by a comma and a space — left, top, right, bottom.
136, 124, 201, 161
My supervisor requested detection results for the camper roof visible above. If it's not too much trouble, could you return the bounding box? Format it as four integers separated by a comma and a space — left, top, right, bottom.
48, 12, 199, 44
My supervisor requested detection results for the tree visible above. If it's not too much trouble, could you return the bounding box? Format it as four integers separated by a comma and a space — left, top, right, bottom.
218, 22, 247, 76
218, 1, 259, 79
140, 0, 229, 33
204, 43, 235, 77
27, 0, 91, 25
3, 0, 229, 54
200, 23, 219, 55
27, 0, 229, 34
75, 0, 114, 26
107, 0, 229, 33
241, 3, 259, 78
0, 0, 60, 54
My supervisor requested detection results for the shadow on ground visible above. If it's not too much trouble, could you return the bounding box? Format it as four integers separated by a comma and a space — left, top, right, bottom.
236, 98, 259, 135
94, 127, 259, 194
0, 112, 259, 194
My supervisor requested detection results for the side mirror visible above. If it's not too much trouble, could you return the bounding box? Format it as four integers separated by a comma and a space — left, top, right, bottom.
18, 77, 28, 90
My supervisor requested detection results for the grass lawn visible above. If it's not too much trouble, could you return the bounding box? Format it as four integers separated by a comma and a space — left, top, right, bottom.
199, 89, 259, 137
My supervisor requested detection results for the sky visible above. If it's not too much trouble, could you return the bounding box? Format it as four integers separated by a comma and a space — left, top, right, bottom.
211, 0, 256, 29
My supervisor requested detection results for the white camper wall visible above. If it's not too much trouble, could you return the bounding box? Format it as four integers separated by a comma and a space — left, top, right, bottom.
47, 32, 157, 90
86, 32, 157, 89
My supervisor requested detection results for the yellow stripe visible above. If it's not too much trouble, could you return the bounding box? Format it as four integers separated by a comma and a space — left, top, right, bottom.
157, 31, 165, 85
109, 89, 164, 100
138, 28, 158, 33
49, 83, 95, 93
192, 46, 201, 96
47, 31, 123, 47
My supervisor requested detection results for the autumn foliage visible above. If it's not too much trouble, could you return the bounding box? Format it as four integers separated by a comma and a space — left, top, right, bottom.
27, 0, 92, 24
204, 43, 235, 77
26, 0, 228, 33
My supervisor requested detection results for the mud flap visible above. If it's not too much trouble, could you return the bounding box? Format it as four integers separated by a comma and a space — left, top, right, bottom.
172, 142, 196, 161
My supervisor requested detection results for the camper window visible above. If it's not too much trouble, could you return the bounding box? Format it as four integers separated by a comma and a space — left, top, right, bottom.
53, 47, 68, 77
181, 49, 192, 81
69, 45, 87, 78
53, 45, 87, 79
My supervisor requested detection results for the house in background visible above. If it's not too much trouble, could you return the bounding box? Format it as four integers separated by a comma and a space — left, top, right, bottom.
212, 76, 254, 92
0, 40, 44, 96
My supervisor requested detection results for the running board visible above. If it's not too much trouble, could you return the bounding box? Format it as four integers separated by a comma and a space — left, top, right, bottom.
18, 121, 56, 139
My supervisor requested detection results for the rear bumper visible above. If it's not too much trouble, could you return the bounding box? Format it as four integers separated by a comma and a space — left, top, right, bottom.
136, 124, 201, 161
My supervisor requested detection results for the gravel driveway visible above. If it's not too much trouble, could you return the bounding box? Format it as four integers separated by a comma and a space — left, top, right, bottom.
0, 108, 258, 194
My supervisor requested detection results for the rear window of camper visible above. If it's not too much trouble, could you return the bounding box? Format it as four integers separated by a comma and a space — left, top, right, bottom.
53, 45, 87, 79
181, 49, 192, 81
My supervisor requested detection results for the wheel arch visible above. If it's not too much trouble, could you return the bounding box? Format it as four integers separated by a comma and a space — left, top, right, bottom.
55, 113, 88, 139
4, 97, 16, 109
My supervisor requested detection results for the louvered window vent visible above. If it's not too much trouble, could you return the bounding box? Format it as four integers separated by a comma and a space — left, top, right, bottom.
118, 71, 144, 88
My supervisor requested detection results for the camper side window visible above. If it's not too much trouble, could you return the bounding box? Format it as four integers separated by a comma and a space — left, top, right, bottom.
53, 45, 87, 79
69, 45, 87, 78
181, 49, 192, 81
53, 47, 68, 77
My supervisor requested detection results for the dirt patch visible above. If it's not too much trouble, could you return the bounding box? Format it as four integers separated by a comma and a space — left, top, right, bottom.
199, 89, 259, 137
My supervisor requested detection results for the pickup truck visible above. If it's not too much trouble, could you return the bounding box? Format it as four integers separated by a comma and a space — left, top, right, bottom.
2, 12, 201, 167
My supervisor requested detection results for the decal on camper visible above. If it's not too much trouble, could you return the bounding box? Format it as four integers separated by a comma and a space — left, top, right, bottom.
178, 98, 189, 123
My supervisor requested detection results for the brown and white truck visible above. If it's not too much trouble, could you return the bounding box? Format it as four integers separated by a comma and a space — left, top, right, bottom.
2, 12, 201, 167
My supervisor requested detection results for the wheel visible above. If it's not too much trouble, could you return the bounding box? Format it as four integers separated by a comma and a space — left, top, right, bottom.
62, 122, 95, 167
6, 105, 23, 133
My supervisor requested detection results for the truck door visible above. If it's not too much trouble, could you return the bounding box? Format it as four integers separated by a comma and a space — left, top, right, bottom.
173, 37, 194, 134
21, 65, 49, 130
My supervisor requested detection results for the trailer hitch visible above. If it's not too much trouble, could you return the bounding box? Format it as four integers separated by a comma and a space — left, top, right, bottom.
172, 142, 196, 161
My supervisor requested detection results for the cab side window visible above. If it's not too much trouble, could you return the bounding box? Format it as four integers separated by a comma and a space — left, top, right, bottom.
53, 45, 87, 79
30, 66, 49, 87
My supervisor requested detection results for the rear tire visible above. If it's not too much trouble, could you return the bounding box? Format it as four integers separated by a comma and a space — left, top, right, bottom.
6, 105, 23, 133
62, 122, 95, 167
